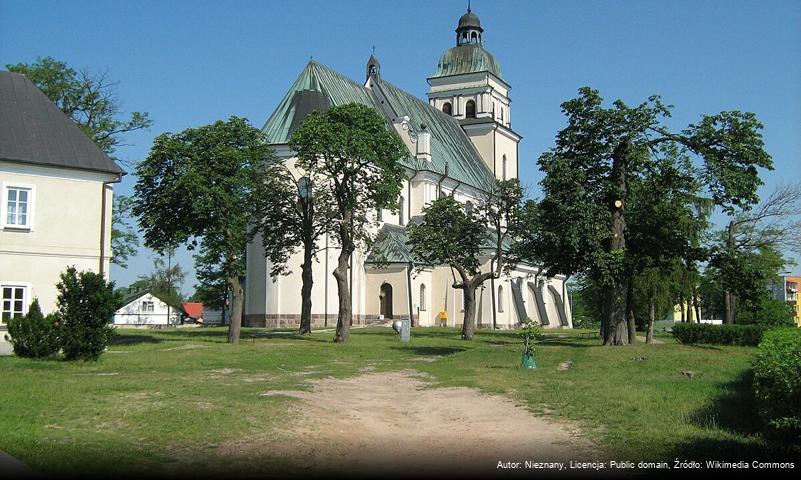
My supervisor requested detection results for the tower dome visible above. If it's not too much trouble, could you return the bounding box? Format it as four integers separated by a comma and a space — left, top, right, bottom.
455, 2, 483, 45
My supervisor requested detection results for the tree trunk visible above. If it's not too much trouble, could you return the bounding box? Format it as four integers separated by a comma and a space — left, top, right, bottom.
687, 297, 695, 323
693, 290, 701, 323
646, 301, 655, 344
299, 246, 314, 335
461, 285, 478, 340
723, 290, 734, 324
627, 277, 636, 344
602, 139, 629, 346
680, 301, 686, 323
723, 221, 736, 324
333, 243, 352, 343
226, 274, 244, 344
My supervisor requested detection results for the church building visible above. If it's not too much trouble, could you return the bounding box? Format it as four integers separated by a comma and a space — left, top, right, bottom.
244, 6, 573, 330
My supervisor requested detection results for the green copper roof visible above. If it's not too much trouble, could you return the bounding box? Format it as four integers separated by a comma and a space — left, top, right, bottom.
261, 61, 495, 192
430, 44, 503, 80
366, 224, 417, 265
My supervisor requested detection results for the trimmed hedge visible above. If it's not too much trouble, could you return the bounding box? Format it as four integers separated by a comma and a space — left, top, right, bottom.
753, 328, 801, 440
671, 322, 766, 346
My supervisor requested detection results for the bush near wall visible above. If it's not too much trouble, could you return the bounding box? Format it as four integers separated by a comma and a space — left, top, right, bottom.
671, 322, 766, 346
753, 328, 801, 440
5, 299, 60, 358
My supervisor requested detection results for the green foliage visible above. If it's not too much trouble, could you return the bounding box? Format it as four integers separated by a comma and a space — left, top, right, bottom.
408, 196, 486, 274
6, 56, 152, 161
4, 299, 59, 359
753, 328, 801, 440
671, 322, 766, 346
519, 317, 541, 357
737, 296, 795, 327
190, 244, 234, 310
134, 116, 272, 340
289, 103, 407, 250
56, 267, 119, 361
111, 195, 140, 268
251, 162, 335, 278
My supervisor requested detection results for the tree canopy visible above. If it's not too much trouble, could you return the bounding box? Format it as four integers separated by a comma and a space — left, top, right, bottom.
526, 87, 772, 344
133, 116, 272, 343
289, 103, 407, 342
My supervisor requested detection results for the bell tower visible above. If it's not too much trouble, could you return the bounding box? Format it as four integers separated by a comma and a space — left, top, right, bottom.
427, 4, 521, 182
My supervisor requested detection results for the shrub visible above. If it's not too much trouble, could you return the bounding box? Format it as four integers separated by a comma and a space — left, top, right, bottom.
753, 328, 801, 440
56, 266, 118, 361
5, 299, 59, 358
671, 322, 766, 346
737, 297, 795, 327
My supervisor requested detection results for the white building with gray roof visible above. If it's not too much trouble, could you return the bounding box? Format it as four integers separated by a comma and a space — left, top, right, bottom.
0, 70, 122, 345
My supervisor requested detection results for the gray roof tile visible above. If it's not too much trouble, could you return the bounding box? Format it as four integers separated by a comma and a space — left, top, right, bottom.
0, 71, 124, 175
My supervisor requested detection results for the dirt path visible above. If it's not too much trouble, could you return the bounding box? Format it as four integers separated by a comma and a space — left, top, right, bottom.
228, 370, 600, 476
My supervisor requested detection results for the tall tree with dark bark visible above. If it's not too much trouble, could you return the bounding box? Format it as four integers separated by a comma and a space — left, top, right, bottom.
252, 162, 335, 335
289, 104, 407, 343
409, 179, 524, 340
530, 87, 771, 345
133, 117, 272, 343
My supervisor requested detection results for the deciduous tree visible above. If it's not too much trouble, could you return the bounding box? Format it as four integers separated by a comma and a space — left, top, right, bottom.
133, 117, 272, 343
289, 104, 407, 343
530, 87, 771, 345
409, 179, 524, 340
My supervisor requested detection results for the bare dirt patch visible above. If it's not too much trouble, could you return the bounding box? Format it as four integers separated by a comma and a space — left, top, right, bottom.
223, 370, 599, 475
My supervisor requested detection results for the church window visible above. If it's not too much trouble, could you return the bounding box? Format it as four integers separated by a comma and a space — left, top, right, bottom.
465, 100, 476, 118
419, 284, 427, 311
471, 32, 477, 43
399, 196, 405, 225
442, 102, 452, 115
502, 155, 507, 180
377, 207, 383, 221
465, 201, 474, 215
498, 285, 505, 313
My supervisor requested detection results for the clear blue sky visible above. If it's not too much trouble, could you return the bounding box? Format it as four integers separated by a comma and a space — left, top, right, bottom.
2, 0, 800, 292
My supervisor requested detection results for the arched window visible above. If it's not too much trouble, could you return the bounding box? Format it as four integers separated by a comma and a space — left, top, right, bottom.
399, 196, 405, 225
465, 100, 476, 118
376, 207, 383, 222
471, 32, 478, 43
502, 155, 507, 180
442, 102, 452, 115
498, 285, 504, 313
465, 200, 474, 215
419, 284, 427, 311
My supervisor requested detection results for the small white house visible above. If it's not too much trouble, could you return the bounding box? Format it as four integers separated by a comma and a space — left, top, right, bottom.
114, 292, 185, 326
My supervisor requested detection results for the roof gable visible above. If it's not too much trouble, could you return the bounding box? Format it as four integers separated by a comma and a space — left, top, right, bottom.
261, 61, 495, 192
0, 71, 124, 175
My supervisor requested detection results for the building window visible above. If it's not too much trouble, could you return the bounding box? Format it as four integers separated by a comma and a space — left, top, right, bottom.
141, 301, 154, 312
442, 102, 452, 115
465, 201, 474, 215
3, 186, 33, 229
377, 207, 383, 222
498, 285, 504, 313
1, 285, 27, 323
419, 284, 427, 311
465, 100, 476, 119
399, 196, 405, 225
502, 155, 508, 180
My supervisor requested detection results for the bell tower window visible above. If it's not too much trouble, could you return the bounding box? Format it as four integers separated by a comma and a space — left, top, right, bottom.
442, 102, 452, 115
465, 100, 476, 119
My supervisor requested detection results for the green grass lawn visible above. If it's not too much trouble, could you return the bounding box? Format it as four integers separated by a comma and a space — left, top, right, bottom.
0, 326, 795, 476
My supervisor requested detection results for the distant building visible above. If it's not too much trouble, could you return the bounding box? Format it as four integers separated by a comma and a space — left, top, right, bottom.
0, 71, 122, 347
113, 291, 186, 326
772, 275, 801, 327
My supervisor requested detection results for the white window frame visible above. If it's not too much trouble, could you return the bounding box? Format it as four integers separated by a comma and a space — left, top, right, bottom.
141, 300, 155, 313
1, 282, 31, 324
1, 182, 36, 231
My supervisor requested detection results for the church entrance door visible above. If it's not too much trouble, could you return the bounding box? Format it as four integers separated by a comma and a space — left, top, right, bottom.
380, 283, 393, 319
